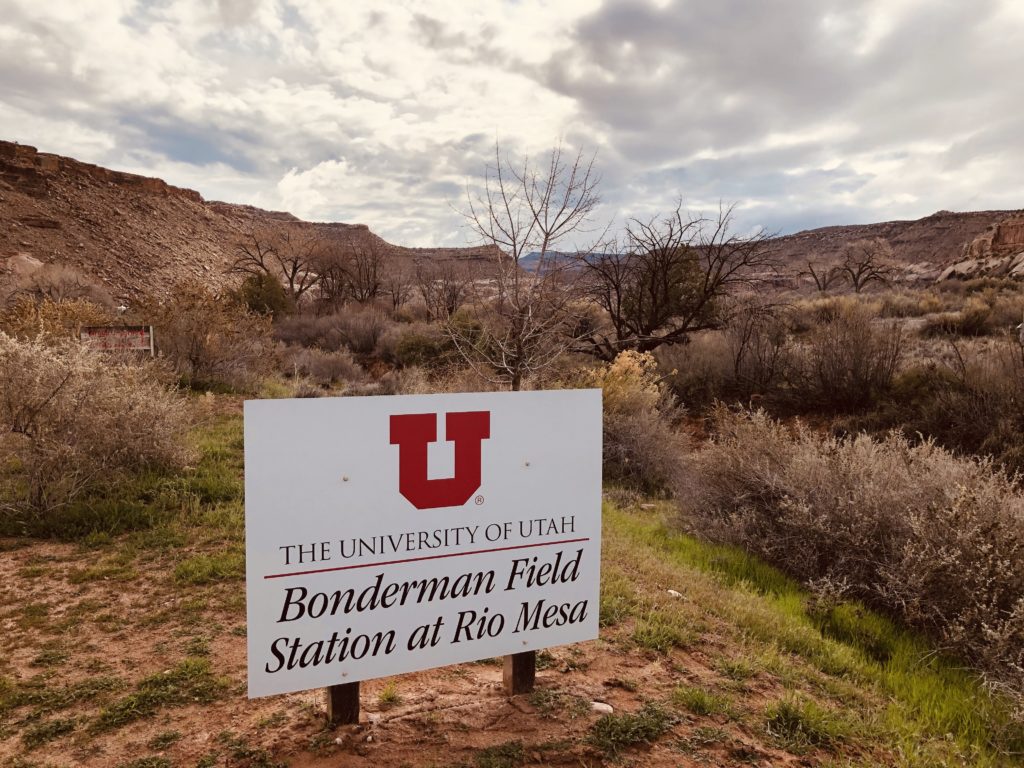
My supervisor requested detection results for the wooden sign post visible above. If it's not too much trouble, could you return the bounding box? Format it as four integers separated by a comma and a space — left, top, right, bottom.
326, 681, 360, 725
503, 651, 536, 694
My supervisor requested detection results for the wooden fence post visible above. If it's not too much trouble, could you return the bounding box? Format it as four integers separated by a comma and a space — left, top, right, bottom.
326, 681, 360, 725
503, 651, 536, 694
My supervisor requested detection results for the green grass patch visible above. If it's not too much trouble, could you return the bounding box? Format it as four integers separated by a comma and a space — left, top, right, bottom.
22, 716, 76, 749
377, 681, 401, 708
587, 702, 675, 757
716, 656, 756, 682
527, 688, 590, 719
671, 685, 731, 717
604, 503, 1024, 765
93, 658, 228, 732
0, 415, 244, 541
146, 730, 182, 750
599, 569, 637, 627
765, 695, 849, 751
116, 758, 172, 768
173, 549, 244, 585
632, 610, 693, 653
29, 646, 69, 668
216, 731, 286, 768
474, 740, 524, 768
0, 674, 123, 721
67, 557, 138, 584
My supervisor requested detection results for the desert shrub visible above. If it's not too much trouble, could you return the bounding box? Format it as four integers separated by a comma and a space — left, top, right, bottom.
922, 296, 994, 337
376, 322, 460, 369
278, 345, 363, 387
951, 277, 1020, 296
232, 273, 294, 317
660, 305, 792, 409
686, 407, 1024, 694
788, 302, 902, 410
724, 301, 792, 398
392, 300, 433, 323
915, 339, 1024, 471
922, 290, 1024, 338
0, 296, 114, 341
0, 334, 193, 519
333, 305, 390, 354
989, 290, 1024, 329
2, 264, 114, 308
377, 366, 434, 395
274, 306, 391, 356
878, 290, 944, 318
584, 351, 685, 495
840, 338, 1024, 475
788, 295, 880, 334
660, 333, 734, 408
273, 313, 341, 349
145, 281, 274, 392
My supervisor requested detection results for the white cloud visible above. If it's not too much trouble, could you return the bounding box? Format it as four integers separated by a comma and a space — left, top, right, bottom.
0, 0, 1021, 245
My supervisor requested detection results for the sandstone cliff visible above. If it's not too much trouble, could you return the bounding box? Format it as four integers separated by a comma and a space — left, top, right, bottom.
0, 141, 497, 301
938, 214, 1024, 280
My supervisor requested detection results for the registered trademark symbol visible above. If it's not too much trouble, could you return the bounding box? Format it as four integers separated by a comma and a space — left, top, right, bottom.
475, 495, 484, 505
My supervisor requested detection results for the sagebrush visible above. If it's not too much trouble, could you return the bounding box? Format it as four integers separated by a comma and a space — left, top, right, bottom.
684, 407, 1024, 696
0, 334, 193, 517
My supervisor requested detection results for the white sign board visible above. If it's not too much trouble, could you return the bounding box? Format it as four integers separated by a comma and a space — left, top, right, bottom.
244, 389, 602, 699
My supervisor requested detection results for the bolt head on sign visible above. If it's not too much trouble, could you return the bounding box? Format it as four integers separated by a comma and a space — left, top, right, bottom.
244, 389, 602, 698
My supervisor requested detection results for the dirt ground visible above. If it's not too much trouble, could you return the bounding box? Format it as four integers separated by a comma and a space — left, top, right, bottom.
0, 534, 827, 768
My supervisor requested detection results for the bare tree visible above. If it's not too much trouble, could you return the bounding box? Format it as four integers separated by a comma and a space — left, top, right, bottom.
840, 238, 896, 293
415, 260, 474, 321
345, 240, 385, 304
802, 261, 843, 292
578, 203, 777, 360
231, 227, 275, 279
382, 257, 414, 311
455, 142, 603, 390
724, 296, 791, 396
309, 244, 350, 312
230, 222, 323, 302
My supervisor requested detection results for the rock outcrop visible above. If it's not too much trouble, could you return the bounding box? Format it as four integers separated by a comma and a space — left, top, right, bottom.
938, 214, 1024, 280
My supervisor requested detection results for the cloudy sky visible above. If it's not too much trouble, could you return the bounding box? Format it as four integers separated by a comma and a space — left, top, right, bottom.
2, 0, 1023, 246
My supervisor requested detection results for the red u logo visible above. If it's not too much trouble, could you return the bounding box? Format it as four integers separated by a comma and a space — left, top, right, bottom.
390, 411, 490, 509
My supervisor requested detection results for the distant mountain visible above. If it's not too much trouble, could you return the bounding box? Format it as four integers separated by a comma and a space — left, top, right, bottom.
517, 251, 579, 274
0, 140, 498, 300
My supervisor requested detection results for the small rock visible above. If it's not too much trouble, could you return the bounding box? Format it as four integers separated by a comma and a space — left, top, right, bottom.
667, 589, 683, 598
591, 701, 614, 715
333, 737, 344, 745
367, 713, 382, 724
365, 734, 373, 743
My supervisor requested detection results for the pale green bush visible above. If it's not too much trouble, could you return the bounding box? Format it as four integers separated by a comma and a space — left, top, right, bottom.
685, 407, 1024, 693
0, 334, 193, 515
586, 351, 685, 494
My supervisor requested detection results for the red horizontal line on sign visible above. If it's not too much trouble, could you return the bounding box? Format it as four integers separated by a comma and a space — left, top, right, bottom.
263, 536, 591, 580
